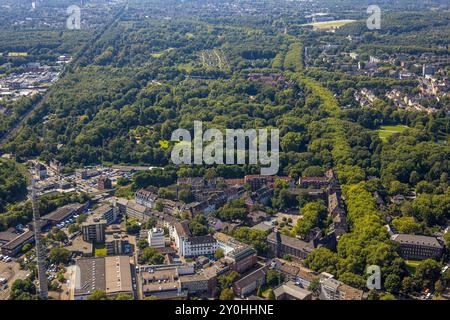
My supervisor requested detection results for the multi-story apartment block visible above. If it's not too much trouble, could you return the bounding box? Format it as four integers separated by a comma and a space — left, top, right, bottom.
82, 218, 107, 243
81, 204, 119, 243
98, 176, 112, 190
171, 222, 218, 257
148, 228, 165, 248
391, 234, 444, 260
105, 233, 129, 256
319, 273, 364, 300
267, 230, 314, 260
92, 204, 119, 225
183, 235, 218, 257
135, 188, 158, 209
233, 265, 269, 298
214, 232, 257, 273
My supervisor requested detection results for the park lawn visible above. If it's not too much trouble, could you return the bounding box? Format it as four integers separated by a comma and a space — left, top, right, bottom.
151, 48, 174, 58
114, 184, 134, 199
158, 139, 170, 149
378, 125, 409, 142
177, 62, 194, 73
405, 260, 421, 275
255, 285, 272, 299
94, 243, 107, 257
302, 20, 356, 30
8, 52, 28, 57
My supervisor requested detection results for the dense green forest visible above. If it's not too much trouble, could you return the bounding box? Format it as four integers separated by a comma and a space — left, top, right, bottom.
0, 159, 27, 213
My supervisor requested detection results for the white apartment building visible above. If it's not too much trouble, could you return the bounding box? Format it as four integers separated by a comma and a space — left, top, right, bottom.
183, 235, 218, 257
171, 221, 218, 257
148, 228, 165, 248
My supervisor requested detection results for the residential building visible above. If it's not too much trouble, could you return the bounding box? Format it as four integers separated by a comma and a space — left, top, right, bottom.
171, 221, 218, 257
298, 176, 329, 189
172, 221, 191, 257
177, 177, 220, 190
267, 230, 314, 260
320, 273, 364, 300
214, 232, 257, 273
123, 200, 151, 221
148, 228, 165, 248
183, 235, 218, 257
391, 234, 444, 260
245, 175, 269, 191
91, 204, 118, 225
273, 281, 312, 300
423, 64, 435, 77
82, 218, 107, 243
98, 176, 112, 190
75, 168, 100, 180
105, 233, 129, 256
233, 265, 268, 298
135, 188, 158, 209
180, 273, 209, 296
272, 259, 319, 289
81, 204, 118, 243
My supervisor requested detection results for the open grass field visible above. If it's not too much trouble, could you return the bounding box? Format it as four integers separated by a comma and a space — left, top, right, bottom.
151, 48, 174, 58
94, 243, 107, 257
302, 20, 356, 30
378, 125, 409, 142
405, 260, 421, 275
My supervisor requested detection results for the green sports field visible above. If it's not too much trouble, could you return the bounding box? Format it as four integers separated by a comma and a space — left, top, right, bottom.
378, 125, 409, 142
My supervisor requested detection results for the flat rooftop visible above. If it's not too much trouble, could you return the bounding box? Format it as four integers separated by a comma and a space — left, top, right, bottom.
74, 255, 132, 297
43, 203, 83, 222
105, 256, 133, 295
1, 230, 34, 250
141, 268, 180, 293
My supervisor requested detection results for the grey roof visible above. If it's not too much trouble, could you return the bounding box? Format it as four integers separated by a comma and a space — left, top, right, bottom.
187, 235, 216, 245
43, 203, 82, 222
126, 200, 148, 213
92, 204, 113, 216
267, 232, 314, 252
1, 230, 34, 250
234, 266, 268, 289
274, 281, 312, 300
74, 256, 132, 297
75, 257, 106, 296
391, 234, 443, 248
0, 228, 19, 243
175, 221, 191, 237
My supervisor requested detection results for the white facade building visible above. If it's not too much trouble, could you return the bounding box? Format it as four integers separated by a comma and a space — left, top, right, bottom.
148, 228, 165, 248
183, 236, 218, 257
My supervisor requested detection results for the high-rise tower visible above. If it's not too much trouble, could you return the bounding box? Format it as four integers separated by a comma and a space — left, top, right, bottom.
31, 177, 48, 299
